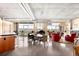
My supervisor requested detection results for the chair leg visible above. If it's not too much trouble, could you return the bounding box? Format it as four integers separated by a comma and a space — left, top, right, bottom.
44, 42, 45, 48
33, 41, 35, 45
37, 40, 40, 45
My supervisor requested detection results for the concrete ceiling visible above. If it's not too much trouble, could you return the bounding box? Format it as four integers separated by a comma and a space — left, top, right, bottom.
0, 3, 79, 22
29, 3, 79, 20
0, 3, 35, 22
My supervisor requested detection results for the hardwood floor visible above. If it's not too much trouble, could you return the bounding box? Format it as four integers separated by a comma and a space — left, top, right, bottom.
0, 41, 73, 56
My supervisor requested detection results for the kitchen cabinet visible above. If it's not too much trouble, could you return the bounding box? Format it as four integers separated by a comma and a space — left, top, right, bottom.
9, 36, 15, 50
0, 35, 15, 53
0, 37, 4, 53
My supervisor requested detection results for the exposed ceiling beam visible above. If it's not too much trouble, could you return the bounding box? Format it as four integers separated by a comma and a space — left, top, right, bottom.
27, 3, 36, 20
19, 3, 35, 20
18, 3, 31, 18
26, 3, 36, 20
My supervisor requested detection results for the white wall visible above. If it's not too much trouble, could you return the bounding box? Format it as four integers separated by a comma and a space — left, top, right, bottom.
0, 18, 2, 34
0, 18, 15, 34
72, 18, 79, 31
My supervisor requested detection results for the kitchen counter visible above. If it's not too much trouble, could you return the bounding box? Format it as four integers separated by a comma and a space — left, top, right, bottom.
0, 34, 15, 53
0, 32, 16, 36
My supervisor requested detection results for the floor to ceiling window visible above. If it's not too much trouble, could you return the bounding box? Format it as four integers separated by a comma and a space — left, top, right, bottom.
16, 22, 34, 48
35, 22, 44, 31
18, 23, 34, 35
47, 23, 60, 31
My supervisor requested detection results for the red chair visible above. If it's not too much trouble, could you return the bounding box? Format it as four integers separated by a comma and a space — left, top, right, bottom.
57, 32, 60, 35
65, 34, 76, 42
71, 33, 76, 42
51, 33, 61, 42
65, 35, 71, 42
71, 33, 76, 38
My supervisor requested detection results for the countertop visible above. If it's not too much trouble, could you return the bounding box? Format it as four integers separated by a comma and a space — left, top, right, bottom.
0, 32, 16, 36
0, 33, 16, 38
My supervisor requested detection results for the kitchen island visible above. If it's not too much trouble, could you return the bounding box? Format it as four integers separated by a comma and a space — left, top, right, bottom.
0, 34, 16, 53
